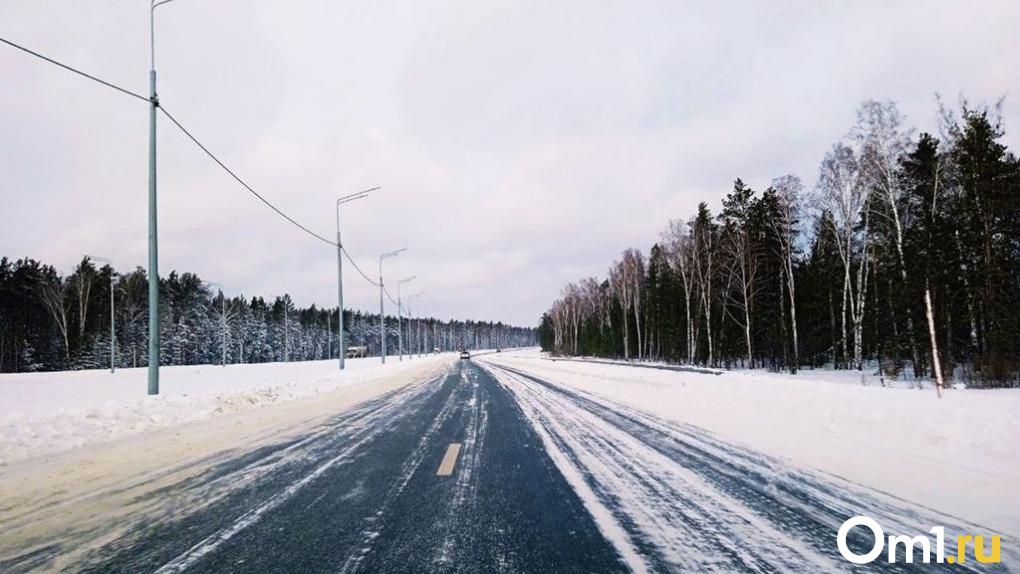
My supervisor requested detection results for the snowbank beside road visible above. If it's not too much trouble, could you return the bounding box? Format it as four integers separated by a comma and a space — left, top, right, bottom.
483, 350, 1020, 538
0, 355, 453, 465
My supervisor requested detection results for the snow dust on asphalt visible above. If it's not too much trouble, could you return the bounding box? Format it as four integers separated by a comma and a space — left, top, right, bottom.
3, 357, 1017, 573
478, 358, 1018, 573
3, 360, 626, 573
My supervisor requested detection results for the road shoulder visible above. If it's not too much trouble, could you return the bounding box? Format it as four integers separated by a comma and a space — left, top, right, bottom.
0, 358, 451, 572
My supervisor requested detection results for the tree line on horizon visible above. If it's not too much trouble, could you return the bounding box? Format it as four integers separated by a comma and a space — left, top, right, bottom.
0, 257, 536, 373
538, 98, 1020, 389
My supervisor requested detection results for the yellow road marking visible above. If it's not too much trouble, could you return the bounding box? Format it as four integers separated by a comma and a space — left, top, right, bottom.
436, 443, 462, 476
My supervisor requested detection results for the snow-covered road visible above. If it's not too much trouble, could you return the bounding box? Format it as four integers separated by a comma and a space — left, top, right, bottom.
484, 350, 1020, 540
483, 359, 1017, 572
2, 352, 1016, 572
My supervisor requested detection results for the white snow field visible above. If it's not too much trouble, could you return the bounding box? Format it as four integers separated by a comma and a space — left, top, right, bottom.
0, 354, 456, 465
481, 349, 1020, 539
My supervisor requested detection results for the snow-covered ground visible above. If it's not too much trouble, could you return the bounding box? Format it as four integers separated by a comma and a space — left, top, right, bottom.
0, 354, 455, 465
482, 349, 1020, 538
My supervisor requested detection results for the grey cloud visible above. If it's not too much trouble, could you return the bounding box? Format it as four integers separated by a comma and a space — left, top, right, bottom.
2, 0, 1018, 326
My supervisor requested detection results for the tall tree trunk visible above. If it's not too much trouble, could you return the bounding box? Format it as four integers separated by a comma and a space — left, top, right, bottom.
924, 281, 944, 397
684, 291, 693, 363
622, 305, 630, 360
702, 288, 713, 366
634, 304, 643, 361
743, 287, 753, 367
828, 288, 837, 368
851, 248, 870, 371
785, 252, 799, 374
841, 264, 850, 368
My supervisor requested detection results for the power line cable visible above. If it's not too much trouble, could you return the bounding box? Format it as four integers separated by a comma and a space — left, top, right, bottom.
0, 36, 149, 102
158, 105, 338, 247
2, 35, 394, 293
340, 247, 380, 287
161, 106, 387, 291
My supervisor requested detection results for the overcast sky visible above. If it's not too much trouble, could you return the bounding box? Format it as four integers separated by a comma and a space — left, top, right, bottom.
2, 1, 1018, 326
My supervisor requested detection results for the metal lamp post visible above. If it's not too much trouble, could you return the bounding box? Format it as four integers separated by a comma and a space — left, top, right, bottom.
147, 0, 183, 394
85, 255, 116, 373
407, 291, 424, 359
335, 187, 378, 370
396, 276, 417, 361
378, 249, 406, 364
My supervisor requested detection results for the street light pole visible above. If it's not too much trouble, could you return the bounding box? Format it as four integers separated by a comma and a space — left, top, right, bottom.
407, 291, 424, 360
378, 249, 406, 364
86, 255, 116, 373
147, 0, 180, 395
336, 187, 378, 370
396, 276, 416, 362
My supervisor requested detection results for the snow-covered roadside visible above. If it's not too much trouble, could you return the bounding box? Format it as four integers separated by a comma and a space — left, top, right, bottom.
482, 350, 1020, 538
0, 355, 455, 465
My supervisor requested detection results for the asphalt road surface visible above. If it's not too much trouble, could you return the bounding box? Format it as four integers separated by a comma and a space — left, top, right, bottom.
4, 359, 1012, 573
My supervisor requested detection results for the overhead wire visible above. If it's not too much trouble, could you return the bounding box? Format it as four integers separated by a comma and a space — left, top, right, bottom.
158, 105, 339, 247
0, 36, 149, 102
341, 248, 380, 288
3, 34, 392, 292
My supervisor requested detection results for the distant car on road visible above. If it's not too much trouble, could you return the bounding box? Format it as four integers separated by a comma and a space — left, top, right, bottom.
459, 350, 471, 360
346, 346, 368, 359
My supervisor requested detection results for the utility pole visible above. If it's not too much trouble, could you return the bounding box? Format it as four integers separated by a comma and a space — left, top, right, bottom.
335, 187, 377, 370
378, 249, 406, 364
408, 292, 424, 360
147, 0, 182, 395
396, 276, 416, 361
147, 3, 161, 394
86, 255, 116, 373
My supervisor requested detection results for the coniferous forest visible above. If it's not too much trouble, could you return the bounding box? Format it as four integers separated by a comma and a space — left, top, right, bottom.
0, 258, 535, 373
538, 99, 1020, 388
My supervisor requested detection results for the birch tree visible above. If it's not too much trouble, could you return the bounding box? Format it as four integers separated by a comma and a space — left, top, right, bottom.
817, 143, 871, 370
39, 273, 71, 363
691, 203, 717, 366
852, 100, 922, 374
720, 179, 759, 366
609, 260, 632, 359
71, 259, 96, 345
662, 219, 696, 363
771, 175, 803, 373
620, 249, 646, 360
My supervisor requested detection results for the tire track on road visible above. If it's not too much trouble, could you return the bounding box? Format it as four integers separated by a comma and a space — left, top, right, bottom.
482, 360, 1013, 573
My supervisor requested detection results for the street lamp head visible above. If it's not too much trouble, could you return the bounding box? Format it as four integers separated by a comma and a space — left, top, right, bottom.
84, 254, 117, 274
399, 275, 417, 285
381, 248, 407, 260
337, 186, 379, 205
152, 0, 180, 11
408, 292, 425, 310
